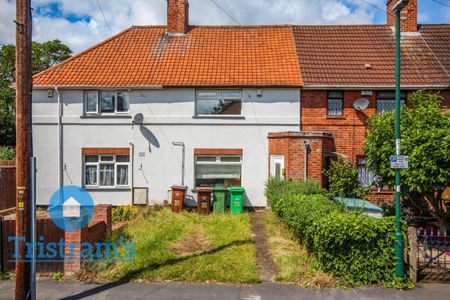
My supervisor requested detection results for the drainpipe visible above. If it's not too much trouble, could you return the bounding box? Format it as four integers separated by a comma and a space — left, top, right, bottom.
129, 142, 134, 204
55, 87, 63, 200
303, 141, 310, 182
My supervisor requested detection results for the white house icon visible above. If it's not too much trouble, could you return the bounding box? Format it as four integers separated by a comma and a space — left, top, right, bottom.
63, 197, 81, 218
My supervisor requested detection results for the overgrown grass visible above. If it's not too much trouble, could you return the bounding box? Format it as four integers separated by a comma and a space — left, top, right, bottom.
263, 210, 339, 288
84, 207, 260, 283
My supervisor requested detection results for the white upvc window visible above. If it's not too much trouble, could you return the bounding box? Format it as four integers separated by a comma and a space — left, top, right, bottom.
84, 91, 130, 115
195, 155, 242, 187
83, 154, 130, 188
195, 90, 242, 116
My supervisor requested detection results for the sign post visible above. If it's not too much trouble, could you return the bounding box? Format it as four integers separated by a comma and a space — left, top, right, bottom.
391, 0, 411, 279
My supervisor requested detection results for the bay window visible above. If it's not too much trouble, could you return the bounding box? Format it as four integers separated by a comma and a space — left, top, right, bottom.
84, 91, 130, 115
83, 154, 130, 188
195, 155, 242, 187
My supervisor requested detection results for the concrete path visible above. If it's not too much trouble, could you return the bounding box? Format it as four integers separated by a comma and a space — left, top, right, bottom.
1, 279, 450, 300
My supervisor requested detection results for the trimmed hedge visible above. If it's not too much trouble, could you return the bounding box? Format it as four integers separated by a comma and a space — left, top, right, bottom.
266, 178, 400, 286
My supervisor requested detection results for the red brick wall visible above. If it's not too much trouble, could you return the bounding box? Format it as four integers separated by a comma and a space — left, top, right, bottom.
268, 132, 334, 185
64, 204, 112, 273
301, 89, 450, 163
301, 90, 375, 163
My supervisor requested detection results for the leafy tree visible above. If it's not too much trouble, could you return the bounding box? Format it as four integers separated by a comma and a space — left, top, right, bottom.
0, 40, 72, 146
324, 158, 369, 199
364, 91, 450, 232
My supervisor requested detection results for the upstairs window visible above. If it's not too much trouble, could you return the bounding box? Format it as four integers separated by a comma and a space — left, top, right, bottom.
85, 91, 130, 115
196, 90, 242, 116
327, 91, 343, 116
376, 91, 406, 114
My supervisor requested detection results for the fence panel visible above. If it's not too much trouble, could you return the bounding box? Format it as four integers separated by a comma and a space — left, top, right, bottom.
0, 165, 16, 211
1, 218, 64, 272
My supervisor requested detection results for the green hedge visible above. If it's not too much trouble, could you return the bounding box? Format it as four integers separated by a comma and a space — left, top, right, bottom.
266, 178, 401, 286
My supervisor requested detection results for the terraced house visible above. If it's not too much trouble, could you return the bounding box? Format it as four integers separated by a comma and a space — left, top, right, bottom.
32, 0, 449, 207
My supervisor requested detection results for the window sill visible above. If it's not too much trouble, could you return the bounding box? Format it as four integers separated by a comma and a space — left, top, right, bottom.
193, 115, 245, 120
370, 188, 394, 194
84, 187, 131, 191
326, 115, 346, 119
80, 115, 132, 119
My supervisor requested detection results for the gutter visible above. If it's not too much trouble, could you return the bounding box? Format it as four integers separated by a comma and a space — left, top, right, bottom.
33, 85, 164, 90
301, 85, 450, 90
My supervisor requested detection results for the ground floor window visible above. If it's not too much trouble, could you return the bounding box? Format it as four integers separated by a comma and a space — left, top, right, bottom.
356, 157, 377, 188
83, 154, 130, 188
195, 155, 242, 187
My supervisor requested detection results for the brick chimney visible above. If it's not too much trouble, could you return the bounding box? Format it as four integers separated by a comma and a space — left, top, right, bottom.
387, 0, 418, 32
167, 0, 189, 35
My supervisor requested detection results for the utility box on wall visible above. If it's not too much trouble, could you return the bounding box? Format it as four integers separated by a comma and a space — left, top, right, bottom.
133, 187, 148, 205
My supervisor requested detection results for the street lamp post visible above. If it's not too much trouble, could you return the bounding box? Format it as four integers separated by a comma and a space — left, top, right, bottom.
392, 0, 410, 278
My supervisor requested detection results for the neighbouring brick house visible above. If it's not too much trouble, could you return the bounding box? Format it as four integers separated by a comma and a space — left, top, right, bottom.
270, 0, 450, 204
31, 0, 449, 207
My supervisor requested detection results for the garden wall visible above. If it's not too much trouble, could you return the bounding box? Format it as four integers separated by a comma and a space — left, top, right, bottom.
1, 204, 112, 274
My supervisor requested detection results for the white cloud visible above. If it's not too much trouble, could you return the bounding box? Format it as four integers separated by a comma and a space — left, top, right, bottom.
0, 0, 408, 53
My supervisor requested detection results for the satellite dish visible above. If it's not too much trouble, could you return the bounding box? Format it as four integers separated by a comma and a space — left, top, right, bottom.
353, 98, 370, 111
133, 113, 144, 125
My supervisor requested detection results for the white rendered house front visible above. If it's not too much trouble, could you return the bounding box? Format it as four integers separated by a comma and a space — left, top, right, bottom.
32, 87, 300, 207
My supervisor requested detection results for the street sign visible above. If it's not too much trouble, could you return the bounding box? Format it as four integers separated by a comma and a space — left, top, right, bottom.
390, 155, 409, 169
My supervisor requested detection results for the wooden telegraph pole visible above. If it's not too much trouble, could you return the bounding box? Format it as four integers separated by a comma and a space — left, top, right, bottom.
15, 0, 33, 299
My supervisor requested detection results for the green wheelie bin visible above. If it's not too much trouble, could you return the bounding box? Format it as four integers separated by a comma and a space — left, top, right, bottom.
213, 185, 227, 213
229, 186, 245, 215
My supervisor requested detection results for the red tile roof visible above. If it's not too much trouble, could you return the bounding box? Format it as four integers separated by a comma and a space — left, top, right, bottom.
293, 24, 450, 88
32, 26, 302, 88
33, 24, 450, 89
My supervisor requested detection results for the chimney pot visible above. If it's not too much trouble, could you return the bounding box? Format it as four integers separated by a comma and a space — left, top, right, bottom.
386, 0, 418, 32
167, 0, 189, 35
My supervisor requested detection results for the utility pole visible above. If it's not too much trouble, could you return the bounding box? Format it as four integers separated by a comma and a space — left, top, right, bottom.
392, 0, 410, 279
15, 0, 33, 299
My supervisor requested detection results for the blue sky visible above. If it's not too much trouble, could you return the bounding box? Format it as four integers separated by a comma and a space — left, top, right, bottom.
1, 0, 449, 53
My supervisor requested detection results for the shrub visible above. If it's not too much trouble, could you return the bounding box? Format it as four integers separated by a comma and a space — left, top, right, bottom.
305, 212, 398, 286
265, 179, 405, 286
323, 158, 369, 198
112, 205, 139, 224
272, 194, 341, 240
265, 177, 323, 206
0, 146, 15, 160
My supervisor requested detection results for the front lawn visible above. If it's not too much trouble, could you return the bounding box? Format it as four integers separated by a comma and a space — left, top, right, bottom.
263, 210, 339, 287
85, 207, 260, 283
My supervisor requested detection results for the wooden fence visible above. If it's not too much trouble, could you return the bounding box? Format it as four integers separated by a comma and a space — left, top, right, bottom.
0, 160, 16, 211
1, 218, 65, 272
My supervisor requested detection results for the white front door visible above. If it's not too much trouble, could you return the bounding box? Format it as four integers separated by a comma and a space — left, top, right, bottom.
270, 155, 285, 179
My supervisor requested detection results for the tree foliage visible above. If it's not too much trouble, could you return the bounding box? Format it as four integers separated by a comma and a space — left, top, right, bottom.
364, 91, 450, 231
0, 40, 72, 146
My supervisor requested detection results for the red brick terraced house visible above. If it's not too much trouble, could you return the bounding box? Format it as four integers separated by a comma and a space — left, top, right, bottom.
31, 0, 449, 208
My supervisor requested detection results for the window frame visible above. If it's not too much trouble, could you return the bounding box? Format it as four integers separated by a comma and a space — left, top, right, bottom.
194, 154, 243, 187
84, 91, 130, 116
83, 154, 130, 189
327, 91, 344, 116
195, 90, 243, 117
376, 91, 406, 114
